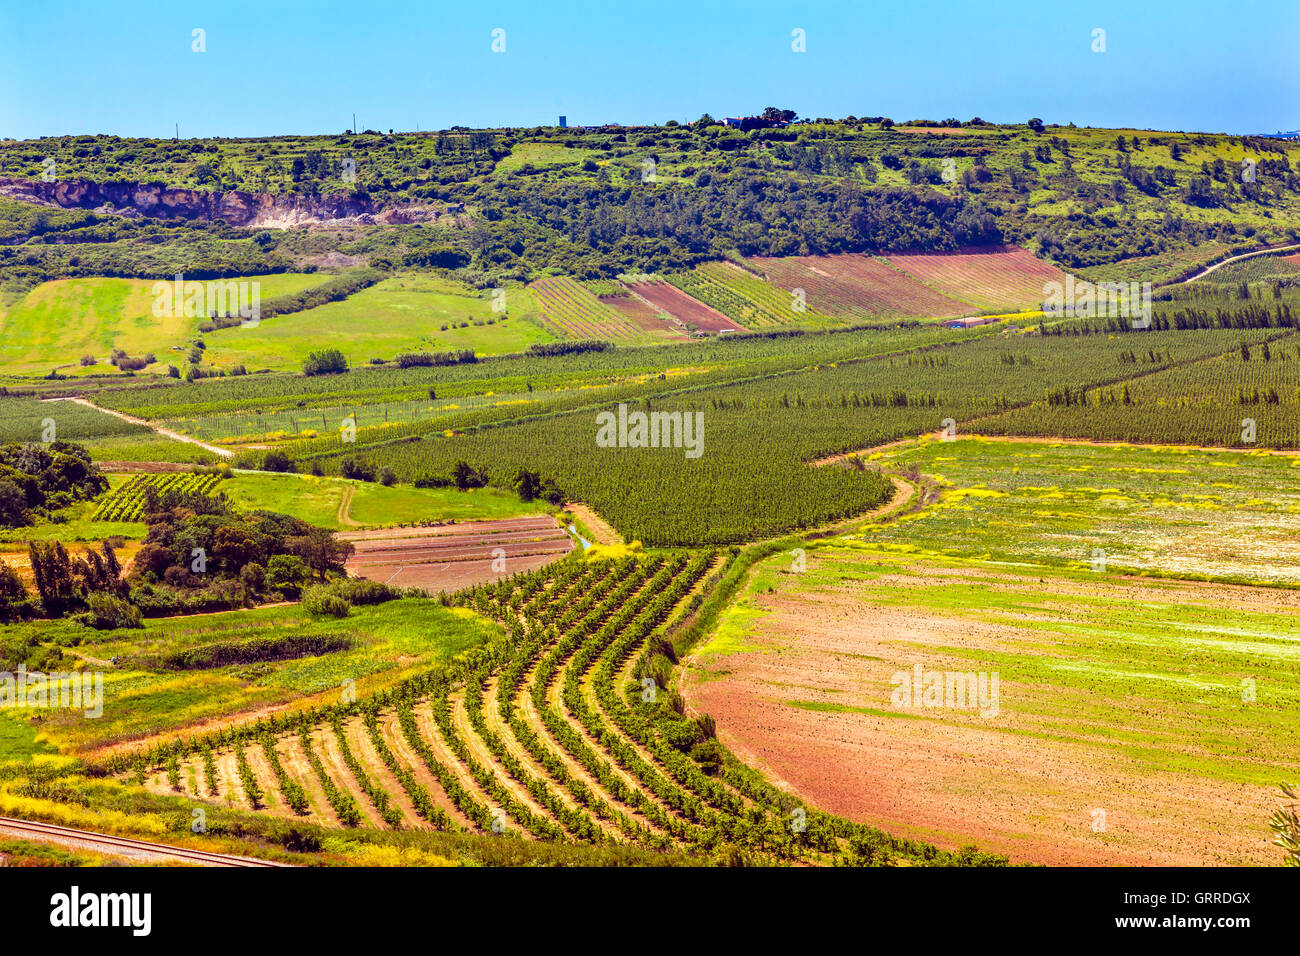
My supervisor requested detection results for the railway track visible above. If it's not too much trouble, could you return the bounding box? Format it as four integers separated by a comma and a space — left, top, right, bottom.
0, 816, 290, 867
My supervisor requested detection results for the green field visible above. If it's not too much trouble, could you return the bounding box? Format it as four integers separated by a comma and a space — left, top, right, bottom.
221, 471, 541, 528
686, 542, 1300, 863
202, 274, 556, 371
0, 273, 324, 375
860, 436, 1300, 585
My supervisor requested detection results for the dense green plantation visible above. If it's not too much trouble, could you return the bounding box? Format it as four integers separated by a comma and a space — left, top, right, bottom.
299, 325, 1280, 545
981, 332, 1300, 447
81, 323, 976, 461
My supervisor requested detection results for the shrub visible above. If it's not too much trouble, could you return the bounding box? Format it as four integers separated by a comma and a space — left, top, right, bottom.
302, 348, 348, 376
328, 577, 400, 606
81, 593, 143, 630
262, 450, 296, 473
340, 457, 376, 482
302, 584, 351, 617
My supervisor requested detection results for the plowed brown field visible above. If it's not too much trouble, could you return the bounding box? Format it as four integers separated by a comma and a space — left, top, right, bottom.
625, 281, 741, 332
344, 515, 573, 592
745, 253, 971, 319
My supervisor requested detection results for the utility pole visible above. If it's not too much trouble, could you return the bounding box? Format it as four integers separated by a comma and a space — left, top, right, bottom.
175, 122, 179, 141
353, 113, 357, 135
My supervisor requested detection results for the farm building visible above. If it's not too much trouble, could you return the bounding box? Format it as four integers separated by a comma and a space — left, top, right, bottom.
945, 316, 1001, 329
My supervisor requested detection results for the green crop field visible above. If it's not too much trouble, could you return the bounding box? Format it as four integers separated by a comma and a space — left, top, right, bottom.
0, 273, 324, 375
9, 599, 498, 753
202, 274, 556, 371
221, 471, 541, 528
861, 436, 1300, 585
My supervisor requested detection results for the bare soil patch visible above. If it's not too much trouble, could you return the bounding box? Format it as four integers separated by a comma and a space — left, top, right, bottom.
344, 515, 572, 592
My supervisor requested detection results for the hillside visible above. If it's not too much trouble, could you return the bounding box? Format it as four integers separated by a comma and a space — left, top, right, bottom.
2, 118, 1297, 293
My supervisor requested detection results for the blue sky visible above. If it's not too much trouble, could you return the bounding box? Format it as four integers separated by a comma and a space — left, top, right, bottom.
1, 0, 1295, 139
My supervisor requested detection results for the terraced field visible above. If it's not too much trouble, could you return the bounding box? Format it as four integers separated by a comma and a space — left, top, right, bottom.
624, 280, 740, 333
119, 554, 995, 864
597, 292, 690, 340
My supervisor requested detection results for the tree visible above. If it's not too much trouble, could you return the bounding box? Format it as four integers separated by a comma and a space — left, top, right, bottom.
262, 449, 296, 473
761, 107, 797, 125
0, 479, 27, 527
0, 563, 32, 621
266, 554, 309, 594
1027, 117, 1045, 134
539, 477, 566, 507
28, 541, 80, 616
287, 528, 354, 581
511, 468, 542, 502
451, 461, 487, 491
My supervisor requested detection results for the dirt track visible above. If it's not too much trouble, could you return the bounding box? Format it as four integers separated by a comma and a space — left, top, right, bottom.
41, 397, 234, 458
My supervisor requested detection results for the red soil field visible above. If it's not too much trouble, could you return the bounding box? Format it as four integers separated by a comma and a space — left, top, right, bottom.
599, 294, 690, 339
746, 253, 971, 320
624, 281, 743, 333
883, 244, 1071, 311
344, 515, 573, 593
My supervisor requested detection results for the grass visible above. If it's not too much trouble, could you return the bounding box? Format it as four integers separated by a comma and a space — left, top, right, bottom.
494, 142, 600, 173
0, 713, 60, 759
202, 274, 556, 371
222, 471, 540, 528
0, 273, 323, 376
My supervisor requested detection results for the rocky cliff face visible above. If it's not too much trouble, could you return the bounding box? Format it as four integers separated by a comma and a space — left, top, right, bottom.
0, 176, 438, 228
